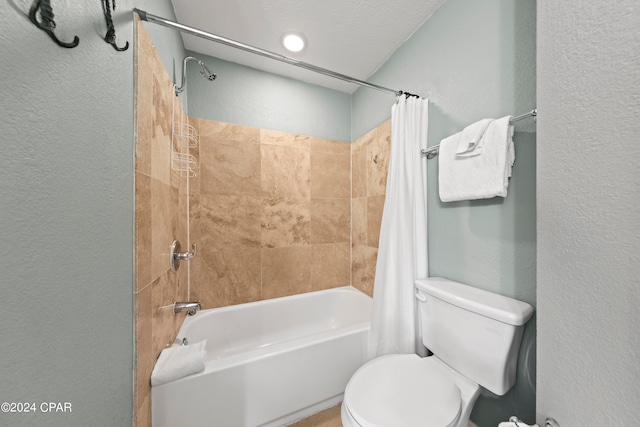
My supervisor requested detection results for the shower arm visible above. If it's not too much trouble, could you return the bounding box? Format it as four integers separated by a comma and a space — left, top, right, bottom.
174, 56, 216, 96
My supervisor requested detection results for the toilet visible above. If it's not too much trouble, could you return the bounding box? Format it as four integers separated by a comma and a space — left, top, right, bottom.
342, 277, 534, 427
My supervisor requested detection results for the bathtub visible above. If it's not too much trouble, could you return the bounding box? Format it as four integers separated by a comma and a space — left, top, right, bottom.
151, 286, 372, 427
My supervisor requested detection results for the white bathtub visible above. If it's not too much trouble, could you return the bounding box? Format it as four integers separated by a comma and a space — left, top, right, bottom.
151, 286, 372, 427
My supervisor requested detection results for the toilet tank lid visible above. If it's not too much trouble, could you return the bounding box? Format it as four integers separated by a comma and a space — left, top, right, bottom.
415, 277, 534, 326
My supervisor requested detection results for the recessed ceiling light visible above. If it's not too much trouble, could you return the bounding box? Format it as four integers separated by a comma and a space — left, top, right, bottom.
281, 31, 307, 53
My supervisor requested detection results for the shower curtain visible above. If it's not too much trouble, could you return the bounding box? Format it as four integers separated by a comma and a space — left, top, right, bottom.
368, 96, 429, 357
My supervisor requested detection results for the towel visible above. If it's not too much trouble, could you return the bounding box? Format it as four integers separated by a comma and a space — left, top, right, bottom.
438, 115, 515, 202
456, 118, 493, 157
151, 339, 207, 387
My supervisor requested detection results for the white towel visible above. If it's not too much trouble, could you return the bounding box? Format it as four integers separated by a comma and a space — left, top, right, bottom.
455, 118, 493, 157
151, 340, 207, 387
439, 115, 515, 202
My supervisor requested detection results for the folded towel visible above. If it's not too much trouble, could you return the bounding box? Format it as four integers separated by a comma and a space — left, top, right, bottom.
151, 340, 207, 387
439, 115, 515, 202
456, 118, 493, 157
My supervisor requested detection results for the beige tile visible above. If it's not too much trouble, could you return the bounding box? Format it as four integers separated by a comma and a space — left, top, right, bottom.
367, 122, 392, 197
135, 22, 153, 176
262, 246, 312, 299
189, 161, 201, 242
150, 73, 172, 186
261, 128, 311, 149
175, 254, 189, 303
351, 197, 367, 246
151, 272, 180, 359
135, 392, 151, 427
311, 137, 350, 155
200, 131, 261, 197
197, 247, 261, 309
351, 244, 368, 295
261, 197, 310, 248
311, 243, 350, 290
291, 404, 342, 427
261, 144, 310, 198
366, 195, 386, 248
135, 284, 152, 419
365, 246, 378, 296
188, 248, 202, 303
150, 177, 177, 281
135, 172, 152, 291
351, 145, 367, 198
311, 198, 350, 244
352, 244, 377, 297
199, 193, 261, 252
198, 119, 260, 144
175, 170, 189, 252
311, 151, 350, 199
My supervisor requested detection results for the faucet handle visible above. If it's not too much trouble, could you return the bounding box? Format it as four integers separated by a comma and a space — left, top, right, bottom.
180, 243, 197, 260
170, 240, 197, 272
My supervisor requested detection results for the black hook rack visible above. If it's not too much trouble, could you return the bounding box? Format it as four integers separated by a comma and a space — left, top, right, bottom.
29, 0, 80, 49
101, 0, 129, 51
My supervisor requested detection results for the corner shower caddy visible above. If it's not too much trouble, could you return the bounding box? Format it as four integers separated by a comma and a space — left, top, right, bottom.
171, 85, 198, 178
171, 119, 198, 178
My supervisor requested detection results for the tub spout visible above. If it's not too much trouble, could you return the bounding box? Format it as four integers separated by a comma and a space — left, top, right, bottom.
174, 301, 201, 316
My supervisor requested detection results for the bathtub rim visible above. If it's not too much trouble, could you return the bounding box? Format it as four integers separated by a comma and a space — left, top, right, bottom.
164, 285, 372, 382
184, 285, 370, 319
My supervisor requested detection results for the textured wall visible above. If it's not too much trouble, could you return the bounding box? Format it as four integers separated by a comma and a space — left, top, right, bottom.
350, 1, 537, 425
0, 3, 135, 426
0, 1, 188, 426
185, 52, 352, 142
536, 1, 640, 425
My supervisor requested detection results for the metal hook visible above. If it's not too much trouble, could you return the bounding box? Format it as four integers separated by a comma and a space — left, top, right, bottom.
29, 0, 79, 49
101, 0, 129, 52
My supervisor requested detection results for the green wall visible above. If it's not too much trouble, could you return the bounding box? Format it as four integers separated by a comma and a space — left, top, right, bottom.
0, 1, 183, 426
537, 1, 640, 425
185, 51, 352, 142
350, 1, 537, 425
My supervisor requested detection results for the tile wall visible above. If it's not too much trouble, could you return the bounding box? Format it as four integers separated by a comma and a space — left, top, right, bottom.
351, 120, 392, 297
134, 20, 190, 427
189, 120, 352, 309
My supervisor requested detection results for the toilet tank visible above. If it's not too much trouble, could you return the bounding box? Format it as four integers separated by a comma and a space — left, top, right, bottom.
415, 278, 534, 396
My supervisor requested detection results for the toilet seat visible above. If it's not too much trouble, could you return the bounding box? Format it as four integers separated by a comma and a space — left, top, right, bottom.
343, 354, 461, 427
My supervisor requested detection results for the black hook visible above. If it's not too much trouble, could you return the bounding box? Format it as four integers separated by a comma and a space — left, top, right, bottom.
29, 0, 80, 48
101, 0, 129, 52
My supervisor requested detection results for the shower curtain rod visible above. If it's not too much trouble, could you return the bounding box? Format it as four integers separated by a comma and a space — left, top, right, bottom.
420, 109, 537, 159
133, 8, 416, 97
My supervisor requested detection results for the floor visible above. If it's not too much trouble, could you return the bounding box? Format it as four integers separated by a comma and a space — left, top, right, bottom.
290, 405, 342, 427
290, 404, 478, 427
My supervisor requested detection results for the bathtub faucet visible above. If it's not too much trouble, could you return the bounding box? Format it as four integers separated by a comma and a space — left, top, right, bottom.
173, 301, 201, 316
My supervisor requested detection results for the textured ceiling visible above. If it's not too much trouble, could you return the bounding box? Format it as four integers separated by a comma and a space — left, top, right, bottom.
170, 0, 447, 93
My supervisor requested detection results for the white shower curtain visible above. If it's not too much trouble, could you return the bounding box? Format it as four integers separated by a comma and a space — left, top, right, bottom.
368, 96, 429, 357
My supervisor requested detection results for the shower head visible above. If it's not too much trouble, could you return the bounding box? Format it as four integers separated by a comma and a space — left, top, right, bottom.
174, 56, 217, 95
199, 62, 217, 81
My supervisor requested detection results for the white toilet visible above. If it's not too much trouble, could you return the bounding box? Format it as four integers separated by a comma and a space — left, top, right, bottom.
342, 277, 534, 427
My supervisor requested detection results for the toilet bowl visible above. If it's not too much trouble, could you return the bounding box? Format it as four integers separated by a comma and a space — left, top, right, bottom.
341, 354, 481, 427
342, 277, 534, 427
